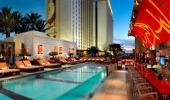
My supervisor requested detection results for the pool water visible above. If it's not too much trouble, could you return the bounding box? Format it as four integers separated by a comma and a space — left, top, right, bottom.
0, 63, 107, 100
0, 94, 12, 100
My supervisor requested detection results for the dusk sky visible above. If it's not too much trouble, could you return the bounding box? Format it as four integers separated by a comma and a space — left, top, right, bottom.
0, 0, 134, 51
111, 0, 134, 51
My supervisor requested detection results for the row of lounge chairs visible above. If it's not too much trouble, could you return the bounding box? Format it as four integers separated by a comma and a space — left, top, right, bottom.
47, 57, 108, 64
49, 57, 111, 64
79, 57, 110, 64
0, 57, 108, 78
80, 57, 105, 62
47, 57, 107, 64
0, 59, 62, 77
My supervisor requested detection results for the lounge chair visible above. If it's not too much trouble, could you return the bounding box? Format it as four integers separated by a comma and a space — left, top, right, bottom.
68, 58, 79, 64
15, 60, 44, 72
70, 58, 80, 63
38, 59, 61, 68
79, 57, 87, 62
59, 58, 75, 65
0, 62, 20, 77
87, 58, 92, 62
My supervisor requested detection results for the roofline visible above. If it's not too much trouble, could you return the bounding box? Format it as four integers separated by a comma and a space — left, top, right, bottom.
107, 0, 113, 16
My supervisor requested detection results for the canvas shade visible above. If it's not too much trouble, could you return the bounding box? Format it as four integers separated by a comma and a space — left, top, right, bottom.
131, 0, 170, 47
131, 28, 151, 47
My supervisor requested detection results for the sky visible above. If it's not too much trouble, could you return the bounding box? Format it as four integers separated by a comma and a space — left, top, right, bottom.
0, 0, 134, 52
110, 0, 134, 52
0, 0, 46, 19
0, 0, 46, 39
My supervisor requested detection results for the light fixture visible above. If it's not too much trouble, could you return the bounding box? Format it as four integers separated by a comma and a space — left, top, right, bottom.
135, 0, 139, 6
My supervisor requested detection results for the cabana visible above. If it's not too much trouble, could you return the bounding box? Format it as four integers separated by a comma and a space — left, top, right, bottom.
6, 31, 77, 59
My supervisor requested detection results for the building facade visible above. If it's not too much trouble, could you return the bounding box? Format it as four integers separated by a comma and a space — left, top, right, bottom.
97, 0, 113, 50
6, 31, 77, 58
46, 0, 113, 50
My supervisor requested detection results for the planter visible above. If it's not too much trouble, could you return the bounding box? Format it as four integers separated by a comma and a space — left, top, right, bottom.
166, 69, 170, 81
157, 66, 161, 75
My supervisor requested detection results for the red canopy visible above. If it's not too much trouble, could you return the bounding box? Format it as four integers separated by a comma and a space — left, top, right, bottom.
131, 0, 170, 47
131, 28, 151, 47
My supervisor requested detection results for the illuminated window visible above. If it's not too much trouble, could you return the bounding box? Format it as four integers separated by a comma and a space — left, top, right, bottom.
54, 46, 58, 53
69, 48, 74, 53
59, 47, 62, 54
37, 45, 43, 54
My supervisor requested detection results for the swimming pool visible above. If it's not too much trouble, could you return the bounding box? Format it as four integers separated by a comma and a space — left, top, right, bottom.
0, 63, 107, 100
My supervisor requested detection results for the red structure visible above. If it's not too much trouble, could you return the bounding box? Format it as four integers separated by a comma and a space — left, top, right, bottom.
130, 0, 170, 47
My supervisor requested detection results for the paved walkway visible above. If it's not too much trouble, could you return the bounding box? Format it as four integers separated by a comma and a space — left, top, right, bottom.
92, 70, 128, 100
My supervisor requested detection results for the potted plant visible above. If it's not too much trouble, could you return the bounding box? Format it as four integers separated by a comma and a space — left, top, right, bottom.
49, 51, 58, 58
69, 53, 74, 57
87, 46, 99, 57
166, 65, 170, 81
157, 64, 161, 73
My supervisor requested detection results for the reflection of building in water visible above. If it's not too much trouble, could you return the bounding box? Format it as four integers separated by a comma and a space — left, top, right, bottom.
46, 0, 113, 50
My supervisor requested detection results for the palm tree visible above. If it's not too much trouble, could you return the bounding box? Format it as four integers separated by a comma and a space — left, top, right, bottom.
0, 7, 50, 36
25, 12, 41, 30
0, 7, 19, 38
35, 20, 52, 32
24, 12, 50, 32
88, 46, 99, 57
35, 20, 46, 32
15, 13, 49, 33
109, 43, 122, 58
14, 17, 30, 34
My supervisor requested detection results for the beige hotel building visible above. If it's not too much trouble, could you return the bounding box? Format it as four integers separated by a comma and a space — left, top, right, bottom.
46, 0, 113, 50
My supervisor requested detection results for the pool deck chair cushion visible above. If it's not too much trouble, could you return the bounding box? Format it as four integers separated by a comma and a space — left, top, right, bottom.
38, 59, 61, 68
0, 62, 20, 77
69, 58, 80, 64
59, 58, 75, 65
15, 60, 44, 72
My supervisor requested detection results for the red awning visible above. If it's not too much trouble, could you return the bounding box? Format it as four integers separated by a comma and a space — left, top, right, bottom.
131, 28, 152, 47
131, 0, 170, 47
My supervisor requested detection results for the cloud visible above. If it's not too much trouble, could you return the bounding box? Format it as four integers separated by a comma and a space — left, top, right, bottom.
114, 38, 135, 47
114, 38, 135, 53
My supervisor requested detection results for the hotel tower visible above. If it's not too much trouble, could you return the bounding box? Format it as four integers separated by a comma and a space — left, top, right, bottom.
46, 0, 113, 50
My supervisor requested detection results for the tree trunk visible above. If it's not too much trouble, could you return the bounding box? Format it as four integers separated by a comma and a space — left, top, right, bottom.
5, 28, 10, 38
6, 32, 10, 38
